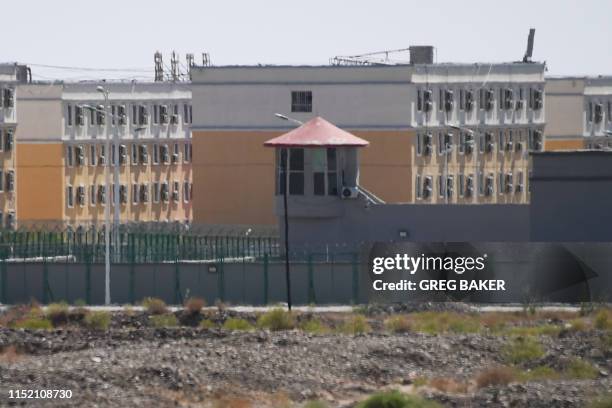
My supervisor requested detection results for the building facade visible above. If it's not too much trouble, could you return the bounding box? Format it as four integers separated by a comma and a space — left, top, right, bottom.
191, 61, 546, 226
0, 64, 28, 229
15, 81, 193, 227
545, 76, 612, 150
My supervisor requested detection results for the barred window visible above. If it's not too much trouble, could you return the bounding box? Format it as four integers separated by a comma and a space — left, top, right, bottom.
291, 91, 312, 113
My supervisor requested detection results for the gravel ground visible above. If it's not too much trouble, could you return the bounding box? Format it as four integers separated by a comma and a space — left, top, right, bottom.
0, 311, 610, 407
0, 304, 612, 408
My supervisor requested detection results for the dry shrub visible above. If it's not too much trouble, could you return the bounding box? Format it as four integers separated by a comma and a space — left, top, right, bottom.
594, 308, 612, 330
46, 302, 70, 327
384, 315, 412, 333
257, 308, 295, 331
428, 377, 469, 393
212, 397, 252, 408
142, 297, 168, 315
184, 297, 206, 314
475, 366, 517, 388
0, 346, 22, 364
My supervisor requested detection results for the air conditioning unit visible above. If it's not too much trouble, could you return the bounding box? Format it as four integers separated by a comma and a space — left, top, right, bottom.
160, 105, 169, 124
594, 104, 604, 123
341, 186, 359, 199
170, 114, 179, 124
484, 133, 494, 153
516, 184, 523, 193
172, 153, 179, 163
465, 91, 474, 111
423, 90, 433, 112
533, 90, 543, 110
515, 100, 524, 110
485, 89, 495, 111
505, 141, 513, 151
515, 142, 523, 152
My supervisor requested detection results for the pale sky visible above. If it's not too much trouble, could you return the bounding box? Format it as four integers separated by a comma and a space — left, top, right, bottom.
4, 0, 611, 81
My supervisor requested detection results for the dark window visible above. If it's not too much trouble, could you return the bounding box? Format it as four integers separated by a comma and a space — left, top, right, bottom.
313, 173, 325, 195
291, 91, 312, 113
67, 104, 73, 126
277, 149, 287, 195
327, 147, 338, 195
417, 90, 422, 111
288, 148, 304, 195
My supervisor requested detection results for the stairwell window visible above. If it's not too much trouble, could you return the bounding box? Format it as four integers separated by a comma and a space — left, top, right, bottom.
291, 91, 312, 113
415, 174, 422, 200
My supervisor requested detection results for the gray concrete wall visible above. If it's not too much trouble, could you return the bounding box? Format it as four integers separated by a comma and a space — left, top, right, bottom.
285, 201, 530, 250
530, 151, 612, 241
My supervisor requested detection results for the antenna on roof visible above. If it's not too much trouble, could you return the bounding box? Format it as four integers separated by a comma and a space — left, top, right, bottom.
171, 51, 179, 81
523, 28, 535, 63
186, 53, 194, 80
154, 51, 164, 82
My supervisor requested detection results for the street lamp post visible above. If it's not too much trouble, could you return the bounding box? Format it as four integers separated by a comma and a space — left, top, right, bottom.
274, 113, 304, 311
96, 86, 112, 305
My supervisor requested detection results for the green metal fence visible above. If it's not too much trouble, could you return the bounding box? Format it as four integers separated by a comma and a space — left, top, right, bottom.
0, 226, 281, 263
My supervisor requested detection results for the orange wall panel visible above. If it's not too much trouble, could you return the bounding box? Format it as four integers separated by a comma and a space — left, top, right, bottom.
545, 138, 585, 151
17, 143, 64, 221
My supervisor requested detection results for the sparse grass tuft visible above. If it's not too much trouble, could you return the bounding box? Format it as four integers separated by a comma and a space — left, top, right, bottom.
507, 324, 561, 337
412, 377, 429, 387
73, 299, 87, 307
299, 318, 330, 334
519, 365, 561, 381
199, 319, 215, 329
257, 308, 295, 331
46, 302, 70, 327
428, 377, 469, 393
588, 394, 612, 408
565, 358, 599, 380
408, 312, 481, 334
568, 318, 590, 332
502, 336, 544, 364
339, 315, 371, 335
303, 400, 329, 408
356, 390, 442, 408
384, 315, 412, 333
223, 318, 254, 331
594, 308, 612, 330
13, 316, 53, 330
184, 297, 206, 315
475, 366, 517, 388
84, 311, 111, 330
149, 314, 179, 328
142, 297, 168, 315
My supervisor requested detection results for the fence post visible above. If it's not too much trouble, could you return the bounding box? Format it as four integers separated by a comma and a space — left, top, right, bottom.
174, 257, 181, 305
85, 251, 92, 304
0, 260, 6, 304
352, 252, 359, 304
218, 254, 225, 302
129, 234, 135, 304
263, 253, 269, 305
307, 253, 315, 304
42, 258, 52, 304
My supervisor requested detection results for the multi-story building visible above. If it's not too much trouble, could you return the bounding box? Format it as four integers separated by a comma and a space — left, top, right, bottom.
0, 63, 28, 229
191, 55, 546, 226
545, 76, 612, 150
15, 81, 193, 227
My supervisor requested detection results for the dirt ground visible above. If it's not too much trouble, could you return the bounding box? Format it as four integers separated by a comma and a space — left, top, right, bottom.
0, 306, 610, 407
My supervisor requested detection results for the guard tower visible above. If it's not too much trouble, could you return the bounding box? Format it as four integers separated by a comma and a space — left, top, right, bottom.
264, 116, 369, 219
